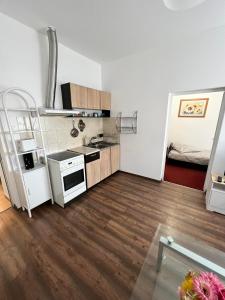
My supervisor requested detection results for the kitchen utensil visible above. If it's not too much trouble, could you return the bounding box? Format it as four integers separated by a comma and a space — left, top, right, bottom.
70, 118, 79, 137
78, 119, 86, 132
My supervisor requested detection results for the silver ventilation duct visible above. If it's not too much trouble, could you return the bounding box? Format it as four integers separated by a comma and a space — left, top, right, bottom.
46, 26, 58, 108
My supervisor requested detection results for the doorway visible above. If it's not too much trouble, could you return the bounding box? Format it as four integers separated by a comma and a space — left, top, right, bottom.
163, 90, 224, 190
0, 158, 11, 212
0, 183, 11, 212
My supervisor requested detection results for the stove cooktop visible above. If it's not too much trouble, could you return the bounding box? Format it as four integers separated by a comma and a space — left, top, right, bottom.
47, 151, 81, 161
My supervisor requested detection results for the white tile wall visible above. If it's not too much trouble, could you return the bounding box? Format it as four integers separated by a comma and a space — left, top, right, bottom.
40, 117, 103, 154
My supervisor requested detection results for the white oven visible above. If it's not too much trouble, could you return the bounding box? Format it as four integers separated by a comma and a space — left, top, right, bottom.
47, 151, 86, 207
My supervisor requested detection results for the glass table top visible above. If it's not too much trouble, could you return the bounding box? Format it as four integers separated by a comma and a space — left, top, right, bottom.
130, 224, 225, 300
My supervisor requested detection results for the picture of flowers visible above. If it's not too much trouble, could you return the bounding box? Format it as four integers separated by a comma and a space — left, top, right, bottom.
178, 98, 209, 118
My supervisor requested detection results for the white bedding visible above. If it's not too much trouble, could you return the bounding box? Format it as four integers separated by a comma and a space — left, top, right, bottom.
168, 143, 210, 165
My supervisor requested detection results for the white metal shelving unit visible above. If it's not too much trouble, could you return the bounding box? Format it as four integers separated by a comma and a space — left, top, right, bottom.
0, 88, 53, 217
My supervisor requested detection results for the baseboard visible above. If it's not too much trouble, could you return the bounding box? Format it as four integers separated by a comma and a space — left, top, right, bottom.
119, 170, 162, 183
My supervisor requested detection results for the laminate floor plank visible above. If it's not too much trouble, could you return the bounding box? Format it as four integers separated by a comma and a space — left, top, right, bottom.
0, 171, 225, 299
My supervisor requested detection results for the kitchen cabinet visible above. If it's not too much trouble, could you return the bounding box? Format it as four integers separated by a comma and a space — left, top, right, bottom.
71, 84, 88, 108
61, 83, 88, 109
111, 145, 120, 174
86, 159, 101, 188
87, 88, 101, 109
206, 175, 225, 215
100, 91, 111, 110
100, 148, 111, 180
23, 166, 52, 210
61, 82, 111, 111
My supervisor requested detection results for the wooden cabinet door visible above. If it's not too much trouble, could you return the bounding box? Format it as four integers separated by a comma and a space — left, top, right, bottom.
100, 91, 111, 110
100, 148, 111, 180
86, 159, 101, 189
70, 83, 88, 108
111, 145, 120, 174
87, 88, 101, 109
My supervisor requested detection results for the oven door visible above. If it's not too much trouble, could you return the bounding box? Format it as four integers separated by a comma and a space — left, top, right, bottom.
61, 165, 86, 196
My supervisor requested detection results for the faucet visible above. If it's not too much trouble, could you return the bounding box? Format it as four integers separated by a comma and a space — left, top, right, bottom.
90, 136, 97, 145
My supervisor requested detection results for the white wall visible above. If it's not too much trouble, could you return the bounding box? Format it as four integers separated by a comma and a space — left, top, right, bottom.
168, 92, 223, 150
102, 27, 225, 180
0, 12, 102, 107
0, 12, 102, 207
211, 109, 225, 175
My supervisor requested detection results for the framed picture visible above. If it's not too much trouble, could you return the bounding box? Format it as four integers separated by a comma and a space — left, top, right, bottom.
178, 98, 209, 118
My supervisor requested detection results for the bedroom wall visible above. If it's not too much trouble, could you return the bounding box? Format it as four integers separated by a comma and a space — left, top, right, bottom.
102, 27, 225, 180
167, 92, 223, 150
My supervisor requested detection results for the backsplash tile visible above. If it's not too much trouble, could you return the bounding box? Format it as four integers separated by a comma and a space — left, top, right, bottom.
103, 118, 120, 144
40, 116, 103, 154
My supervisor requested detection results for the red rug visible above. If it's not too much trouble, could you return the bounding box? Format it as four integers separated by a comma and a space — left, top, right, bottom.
164, 160, 207, 190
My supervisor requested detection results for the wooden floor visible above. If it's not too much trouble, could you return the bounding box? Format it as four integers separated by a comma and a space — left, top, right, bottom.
1, 171, 225, 299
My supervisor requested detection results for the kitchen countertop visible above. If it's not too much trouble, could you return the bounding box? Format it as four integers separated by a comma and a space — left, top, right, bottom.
68, 146, 100, 155
69, 143, 120, 155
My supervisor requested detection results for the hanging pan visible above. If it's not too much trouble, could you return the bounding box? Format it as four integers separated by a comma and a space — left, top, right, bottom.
70, 118, 79, 138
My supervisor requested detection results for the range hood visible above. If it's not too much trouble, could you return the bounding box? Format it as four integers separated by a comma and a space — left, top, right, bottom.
39, 107, 78, 116
39, 107, 111, 118
42, 26, 80, 116
42, 27, 110, 118
46, 26, 58, 109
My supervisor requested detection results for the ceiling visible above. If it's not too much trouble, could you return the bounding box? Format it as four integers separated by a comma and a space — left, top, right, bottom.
0, 0, 225, 62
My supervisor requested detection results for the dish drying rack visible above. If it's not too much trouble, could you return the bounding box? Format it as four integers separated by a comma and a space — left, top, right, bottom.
116, 111, 137, 134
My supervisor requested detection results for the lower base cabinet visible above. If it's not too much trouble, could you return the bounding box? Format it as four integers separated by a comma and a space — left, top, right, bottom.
111, 145, 120, 174
86, 145, 120, 189
86, 160, 100, 189
100, 148, 111, 180
23, 166, 52, 210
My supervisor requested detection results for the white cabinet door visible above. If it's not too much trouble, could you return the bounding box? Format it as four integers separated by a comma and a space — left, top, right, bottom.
23, 166, 51, 209
209, 189, 225, 214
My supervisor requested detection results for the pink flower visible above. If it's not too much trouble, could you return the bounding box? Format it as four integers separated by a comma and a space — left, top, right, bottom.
203, 273, 225, 292
193, 273, 217, 300
218, 289, 225, 300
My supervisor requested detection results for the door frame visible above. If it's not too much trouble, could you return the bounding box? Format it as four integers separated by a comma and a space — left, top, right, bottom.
160, 86, 225, 190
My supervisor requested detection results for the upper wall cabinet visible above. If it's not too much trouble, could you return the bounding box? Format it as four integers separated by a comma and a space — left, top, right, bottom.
87, 88, 101, 109
61, 83, 88, 109
100, 91, 111, 110
61, 82, 111, 111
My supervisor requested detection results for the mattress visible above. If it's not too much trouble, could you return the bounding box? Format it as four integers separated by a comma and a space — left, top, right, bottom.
168, 144, 210, 165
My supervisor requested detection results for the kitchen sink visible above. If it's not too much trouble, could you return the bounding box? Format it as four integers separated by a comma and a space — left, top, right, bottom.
86, 142, 117, 149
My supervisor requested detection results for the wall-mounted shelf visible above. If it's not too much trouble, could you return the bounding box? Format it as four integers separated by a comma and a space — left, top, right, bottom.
0, 108, 37, 112
21, 163, 46, 174
2, 129, 44, 134
17, 147, 44, 156
116, 111, 137, 134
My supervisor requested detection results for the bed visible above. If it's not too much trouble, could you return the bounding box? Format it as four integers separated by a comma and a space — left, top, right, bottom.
167, 143, 210, 166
